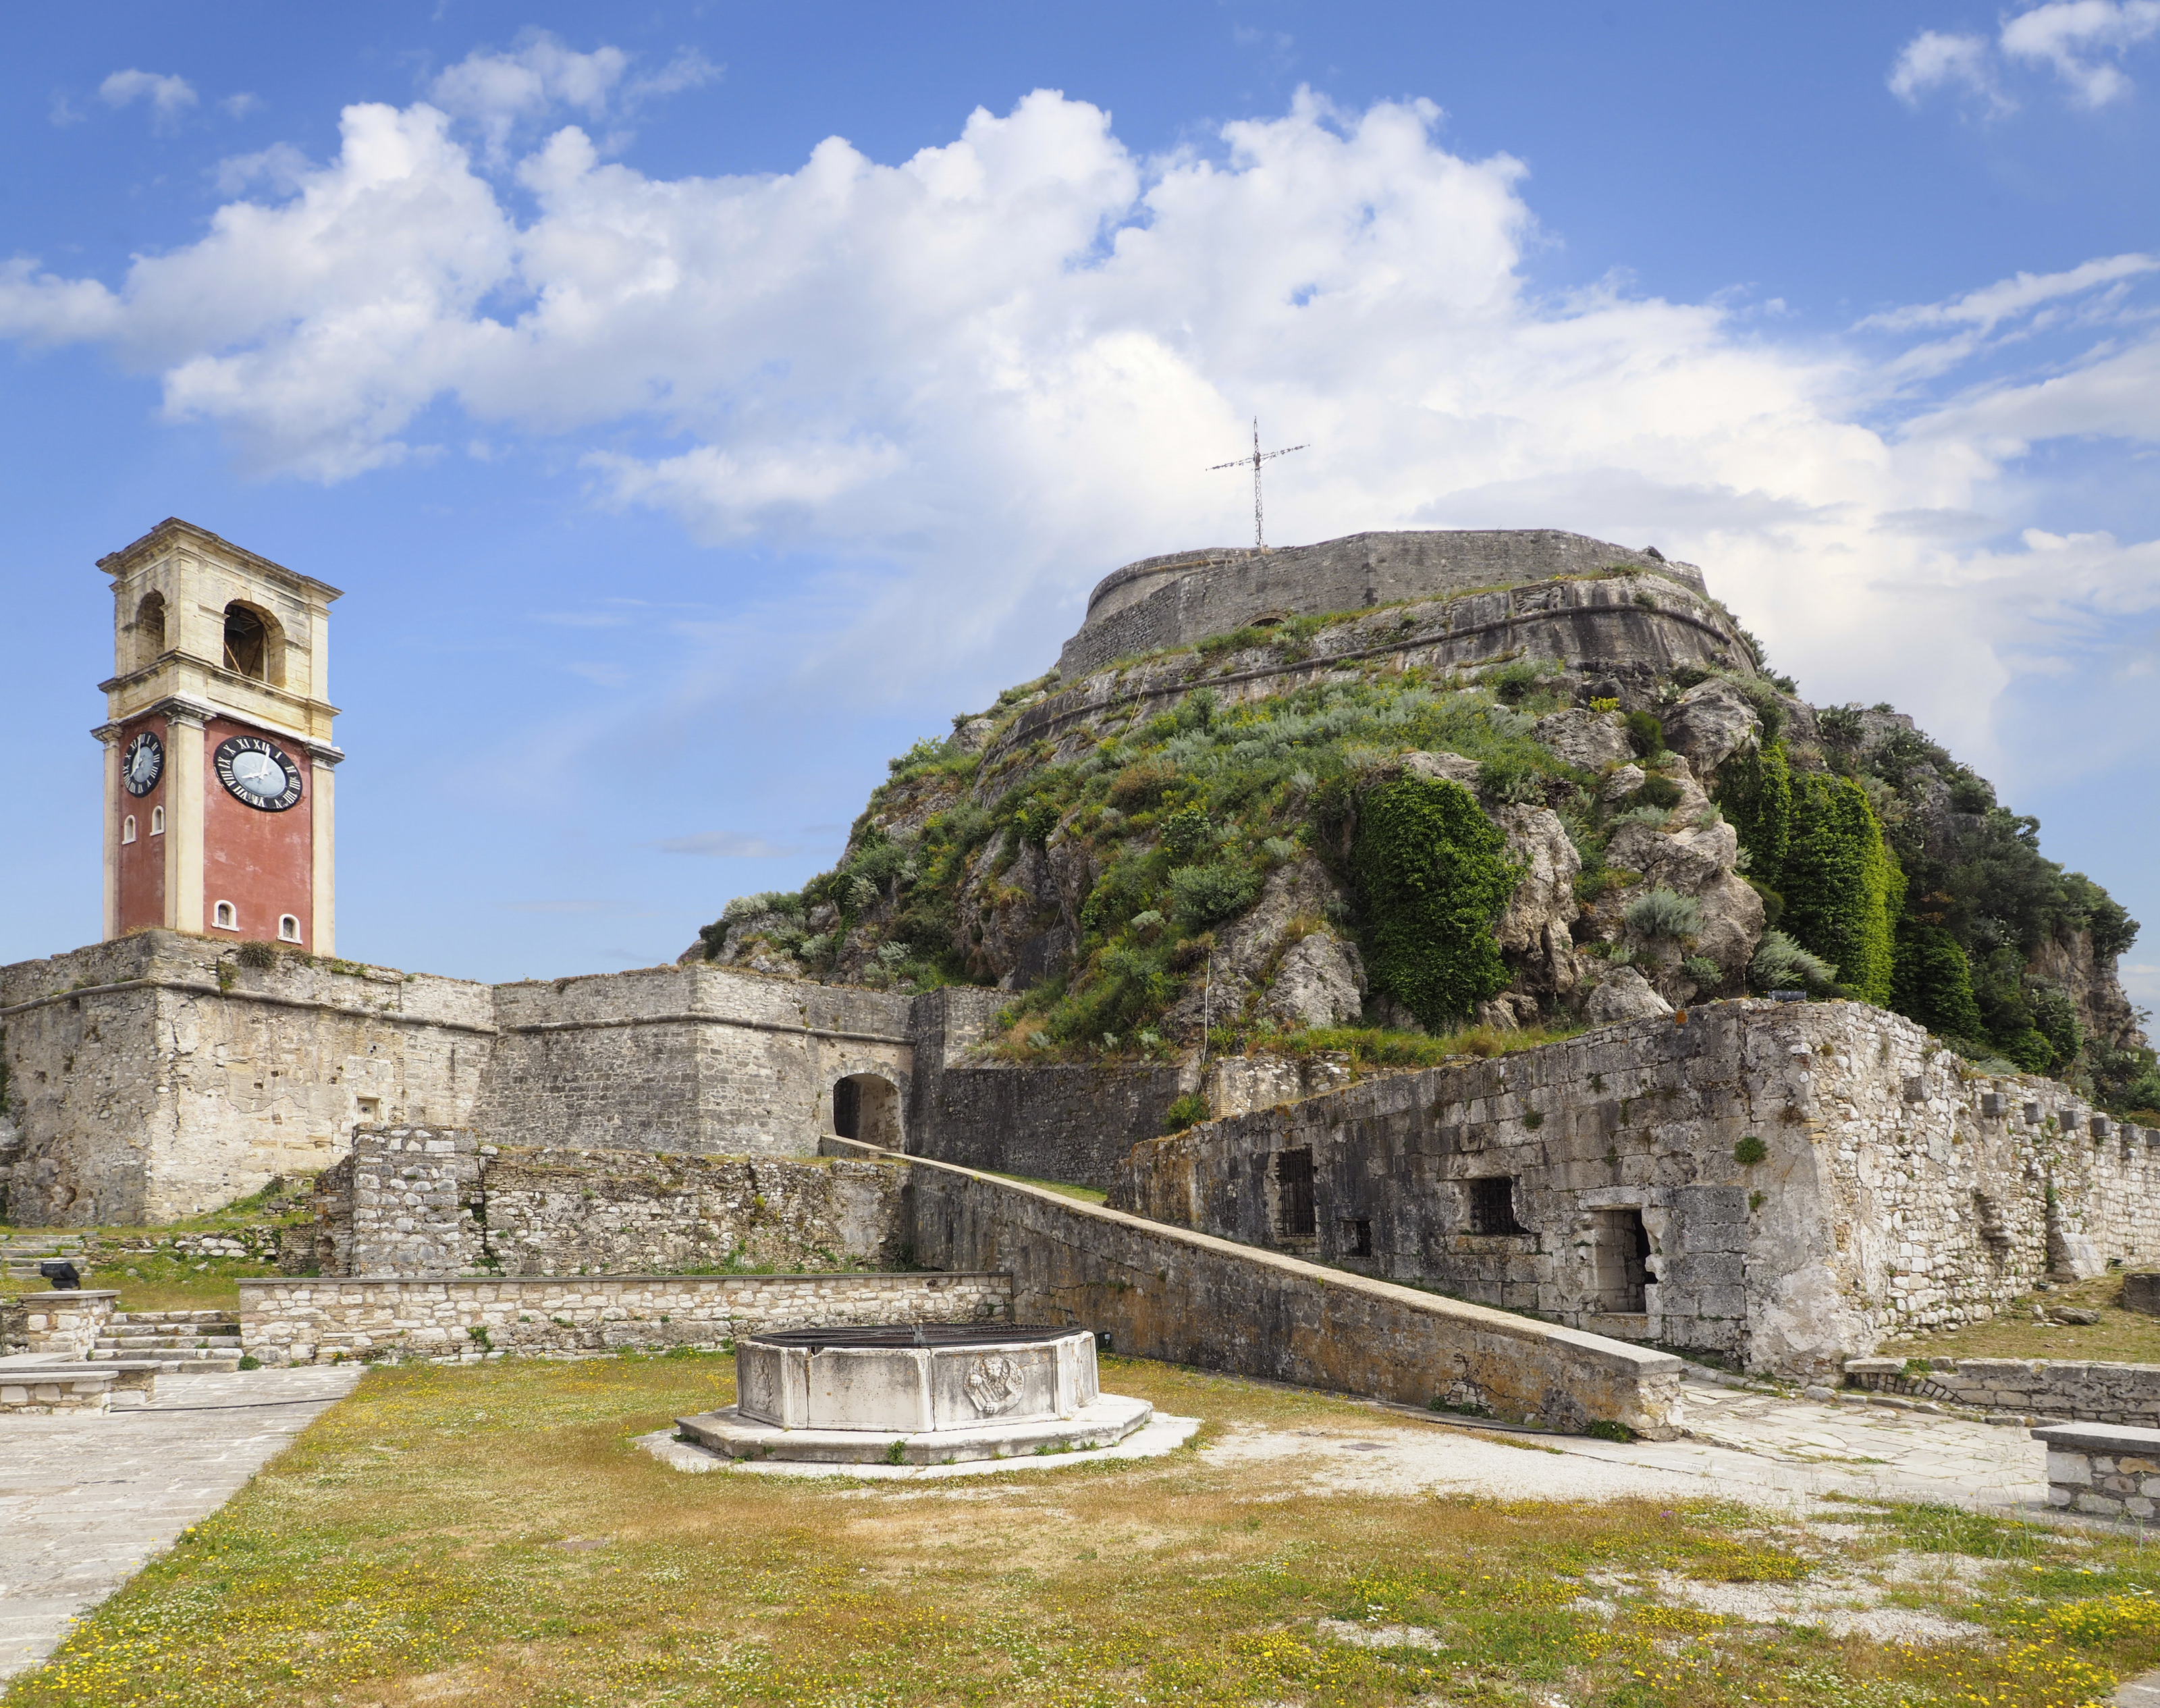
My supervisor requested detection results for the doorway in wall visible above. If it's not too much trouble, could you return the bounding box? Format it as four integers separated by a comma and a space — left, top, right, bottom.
1592, 1208, 1652, 1313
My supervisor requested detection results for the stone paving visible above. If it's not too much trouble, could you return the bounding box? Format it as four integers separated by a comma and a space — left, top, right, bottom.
0, 1366, 360, 1684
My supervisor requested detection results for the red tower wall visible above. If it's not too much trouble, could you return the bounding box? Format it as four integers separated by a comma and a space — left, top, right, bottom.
114, 714, 166, 935
202, 716, 315, 946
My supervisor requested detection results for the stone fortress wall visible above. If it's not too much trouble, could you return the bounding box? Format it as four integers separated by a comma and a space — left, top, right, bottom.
1109, 1000, 2160, 1381
1056, 529, 1708, 680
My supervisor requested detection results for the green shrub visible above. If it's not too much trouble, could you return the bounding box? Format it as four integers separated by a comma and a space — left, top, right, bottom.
1046, 944, 1174, 1045
1716, 741, 1792, 880
1484, 658, 1549, 705
1623, 710, 1665, 756
1733, 1136, 1769, 1165
1166, 862, 1258, 929
1751, 930, 1837, 992
1478, 751, 1544, 804
1108, 761, 1175, 811
1781, 772, 1899, 1005
1349, 776, 1517, 1030
1162, 1093, 1210, 1133
1159, 805, 1214, 859
1625, 887, 1700, 940
236, 940, 278, 969
1889, 919, 1985, 1044
1681, 955, 1723, 988
1631, 775, 1681, 811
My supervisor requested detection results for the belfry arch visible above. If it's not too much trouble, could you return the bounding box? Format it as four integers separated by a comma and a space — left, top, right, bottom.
221, 599, 286, 685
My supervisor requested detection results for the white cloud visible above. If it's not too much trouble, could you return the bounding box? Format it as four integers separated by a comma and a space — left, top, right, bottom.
1893, 2, 2160, 111
221, 92, 263, 120
423, 32, 713, 164
2001, 0, 2160, 104
99, 68, 199, 129
1, 80, 2157, 792
1888, 30, 2007, 109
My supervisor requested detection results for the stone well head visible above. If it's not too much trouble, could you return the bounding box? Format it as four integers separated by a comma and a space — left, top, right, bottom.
734, 1323, 1100, 1434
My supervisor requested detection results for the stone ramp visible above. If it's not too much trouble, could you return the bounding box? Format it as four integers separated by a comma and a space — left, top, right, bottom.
0, 1366, 360, 1684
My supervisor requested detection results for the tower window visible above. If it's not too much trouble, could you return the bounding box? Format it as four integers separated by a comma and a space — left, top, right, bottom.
123, 815, 137, 844
134, 591, 167, 670
150, 805, 164, 834
213, 900, 238, 931
221, 603, 281, 683
279, 914, 302, 944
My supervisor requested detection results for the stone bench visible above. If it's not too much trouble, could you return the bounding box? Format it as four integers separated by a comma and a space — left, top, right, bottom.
2033, 1421, 2160, 1518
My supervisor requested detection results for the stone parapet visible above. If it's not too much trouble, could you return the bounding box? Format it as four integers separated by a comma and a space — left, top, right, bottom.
1846, 1355, 2160, 1427
840, 1140, 1683, 1439
238, 1271, 1013, 1366
0, 1291, 120, 1360
2034, 1421, 2160, 1518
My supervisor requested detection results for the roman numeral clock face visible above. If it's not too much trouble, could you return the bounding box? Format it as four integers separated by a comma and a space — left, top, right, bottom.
122, 731, 163, 795
213, 736, 304, 811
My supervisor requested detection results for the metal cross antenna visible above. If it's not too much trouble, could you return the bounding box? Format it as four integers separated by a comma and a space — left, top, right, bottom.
1208, 419, 1307, 552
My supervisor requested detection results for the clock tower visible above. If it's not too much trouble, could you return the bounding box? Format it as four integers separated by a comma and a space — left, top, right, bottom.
96, 518, 343, 953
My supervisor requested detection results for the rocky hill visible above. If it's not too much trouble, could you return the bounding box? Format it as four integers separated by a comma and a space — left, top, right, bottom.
688, 541, 2157, 1122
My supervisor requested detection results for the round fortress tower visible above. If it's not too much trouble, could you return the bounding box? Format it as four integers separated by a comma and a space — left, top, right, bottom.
1058, 529, 1704, 680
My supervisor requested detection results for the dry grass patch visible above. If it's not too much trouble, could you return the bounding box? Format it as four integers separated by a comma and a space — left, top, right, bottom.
1887, 1271, 2160, 1366
7, 1356, 2160, 1707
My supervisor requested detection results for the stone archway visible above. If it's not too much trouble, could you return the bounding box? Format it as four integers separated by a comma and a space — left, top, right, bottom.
832, 1072, 903, 1150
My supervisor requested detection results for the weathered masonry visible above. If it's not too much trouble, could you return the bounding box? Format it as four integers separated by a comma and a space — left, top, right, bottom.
0, 930, 1185, 1225
1109, 1000, 2160, 1381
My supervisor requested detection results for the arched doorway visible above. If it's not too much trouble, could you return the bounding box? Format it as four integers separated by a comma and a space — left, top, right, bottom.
832, 1073, 902, 1149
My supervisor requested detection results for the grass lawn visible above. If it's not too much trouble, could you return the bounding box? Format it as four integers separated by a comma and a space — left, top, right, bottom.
7, 1355, 2160, 1707
3, 1189, 308, 1311
1885, 1271, 2160, 1366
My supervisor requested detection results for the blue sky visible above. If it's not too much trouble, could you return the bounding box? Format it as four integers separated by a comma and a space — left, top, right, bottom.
2, 1, 2156, 998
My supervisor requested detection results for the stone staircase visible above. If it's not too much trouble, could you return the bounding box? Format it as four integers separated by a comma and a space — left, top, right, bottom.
2, 1233, 87, 1282
90, 1309, 244, 1371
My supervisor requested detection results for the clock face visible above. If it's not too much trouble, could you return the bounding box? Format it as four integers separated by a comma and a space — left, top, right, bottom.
122, 730, 164, 797
213, 735, 304, 811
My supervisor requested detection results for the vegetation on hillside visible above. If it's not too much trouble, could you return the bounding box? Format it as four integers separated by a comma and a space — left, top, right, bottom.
695, 612, 2153, 1115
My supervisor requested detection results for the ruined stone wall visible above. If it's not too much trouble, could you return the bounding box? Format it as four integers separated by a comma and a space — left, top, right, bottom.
1059, 530, 1708, 679
0, 933, 492, 1225
872, 1140, 1683, 1437
308, 1127, 913, 1277
240, 1271, 1011, 1366
1110, 1000, 2160, 1380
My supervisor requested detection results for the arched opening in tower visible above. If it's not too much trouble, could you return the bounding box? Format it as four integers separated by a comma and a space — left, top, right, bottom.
222, 603, 274, 682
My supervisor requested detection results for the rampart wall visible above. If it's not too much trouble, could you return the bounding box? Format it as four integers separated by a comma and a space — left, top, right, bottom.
1109, 1000, 2160, 1380
1058, 529, 1708, 680
1011, 570, 1755, 776
844, 1140, 1683, 1438
0, 934, 921, 1225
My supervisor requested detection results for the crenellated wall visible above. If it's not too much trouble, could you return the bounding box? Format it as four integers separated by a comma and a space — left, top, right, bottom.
1109, 1000, 2160, 1381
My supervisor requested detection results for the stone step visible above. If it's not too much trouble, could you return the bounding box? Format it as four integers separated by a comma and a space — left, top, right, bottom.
95, 1334, 242, 1352
88, 1347, 242, 1370
113, 1310, 238, 1325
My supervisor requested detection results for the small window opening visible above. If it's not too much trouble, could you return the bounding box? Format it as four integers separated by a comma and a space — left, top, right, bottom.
1592, 1208, 1652, 1313
356, 1096, 382, 1124
213, 900, 238, 930
279, 913, 302, 944
1467, 1176, 1526, 1235
1274, 1148, 1316, 1239
150, 805, 164, 834
1339, 1216, 1374, 1258
222, 604, 269, 680
122, 815, 137, 844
